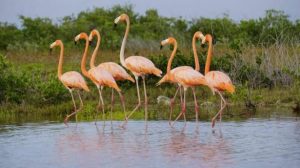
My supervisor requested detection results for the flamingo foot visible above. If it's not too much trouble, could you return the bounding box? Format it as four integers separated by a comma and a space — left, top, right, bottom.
211, 119, 216, 128
64, 116, 69, 127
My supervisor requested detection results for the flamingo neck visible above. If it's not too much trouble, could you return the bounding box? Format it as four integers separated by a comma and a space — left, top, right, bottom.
120, 17, 130, 68
90, 32, 101, 69
192, 34, 200, 71
205, 37, 213, 75
167, 41, 177, 74
81, 36, 90, 78
57, 42, 64, 79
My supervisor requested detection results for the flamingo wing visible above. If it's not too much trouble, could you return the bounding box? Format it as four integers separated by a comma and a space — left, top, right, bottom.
60, 71, 89, 91
125, 56, 162, 77
98, 62, 135, 82
205, 71, 235, 93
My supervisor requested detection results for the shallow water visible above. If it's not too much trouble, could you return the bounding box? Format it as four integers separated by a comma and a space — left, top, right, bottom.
1, 116, 300, 168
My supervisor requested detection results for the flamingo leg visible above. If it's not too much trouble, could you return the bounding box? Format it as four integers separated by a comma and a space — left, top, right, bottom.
124, 76, 141, 123
142, 76, 148, 125
211, 91, 227, 128
218, 92, 226, 123
99, 87, 105, 127
192, 87, 199, 125
172, 88, 187, 127
110, 89, 114, 127
169, 85, 180, 126
76, 90, 83, 123
118, 91, 126, 123
179, 85, 183, 107
95, 86, 105, 127
64, 89, 77, 125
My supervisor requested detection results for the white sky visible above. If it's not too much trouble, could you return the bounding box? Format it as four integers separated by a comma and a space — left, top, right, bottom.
0, 0, 299, 25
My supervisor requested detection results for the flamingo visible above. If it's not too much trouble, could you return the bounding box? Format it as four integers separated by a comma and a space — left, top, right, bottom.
157, 38, 191, 125
199, 32, 235, 128
75, 32, 126, 126
114, 14, 162, 126
157, 32, 206, 126
49, 40, 90, 125
159, 37, 214, 127
88, 29, 134, 124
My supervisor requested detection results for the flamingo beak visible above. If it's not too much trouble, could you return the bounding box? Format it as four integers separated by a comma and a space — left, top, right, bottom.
160, 45, 163, 50
114, 23, 117, 29
74, 41, 77, 45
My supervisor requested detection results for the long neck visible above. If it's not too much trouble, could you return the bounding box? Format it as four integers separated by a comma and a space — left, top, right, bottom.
57, 43, 64, 79
205, 37, 213, 75
81, 37, 90, 77
90, 32, 100, 69
120, 17, 129, 67
167, 41, 177, 74
192, 35, 200, 71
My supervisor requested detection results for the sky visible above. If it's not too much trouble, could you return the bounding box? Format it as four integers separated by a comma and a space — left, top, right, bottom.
0, 0, 299, 25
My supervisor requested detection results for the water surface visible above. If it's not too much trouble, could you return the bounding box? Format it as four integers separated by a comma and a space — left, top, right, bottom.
1, 115, 300, 168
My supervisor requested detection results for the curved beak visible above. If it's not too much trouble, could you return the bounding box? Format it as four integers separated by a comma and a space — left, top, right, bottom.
114, 23, 117, 29
74, 40, 77, 45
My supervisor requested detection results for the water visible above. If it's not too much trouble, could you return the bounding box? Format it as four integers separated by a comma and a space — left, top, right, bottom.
1, 112, 300, 168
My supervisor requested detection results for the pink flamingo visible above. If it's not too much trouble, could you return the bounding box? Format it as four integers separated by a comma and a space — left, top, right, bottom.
159, 37, 214, 127
49, 40, 90, 125
75, 32, 126, 126
199, 32, 235, 128
114, 14, 162, 126
157, 32, 206, 125
88, 29, 134, 123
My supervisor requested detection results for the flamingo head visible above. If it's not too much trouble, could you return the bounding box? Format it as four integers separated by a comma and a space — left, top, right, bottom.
74, 32, 88, 44
160, 37, 176, 49
114, 13, 128, 25
201, 34, 213, 45
49, 40, 62, 54
88, 29, 100, 42
194, 31, 205, 41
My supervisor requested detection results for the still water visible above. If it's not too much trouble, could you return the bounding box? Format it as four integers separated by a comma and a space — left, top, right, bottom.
0, 109, 300, 168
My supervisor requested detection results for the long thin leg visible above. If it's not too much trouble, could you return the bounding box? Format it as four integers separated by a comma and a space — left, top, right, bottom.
211, 91, 227, 128
142, 76, 148, 125
99, 87, 105, 127
64, 90, 77, 125
169, 85, 181, 126
172, 88, 187, 127
76, 91, 83, 123
192, 87, 199, 125
219, 92, 226, 123
110, 89, 114, 127
118, 91, 126, 121
123, 76, 141, 123
179, 86, 183, 106
95, 86, 105, 127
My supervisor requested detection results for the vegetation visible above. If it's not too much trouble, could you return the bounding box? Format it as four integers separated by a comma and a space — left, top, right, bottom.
0, 5, 299, 121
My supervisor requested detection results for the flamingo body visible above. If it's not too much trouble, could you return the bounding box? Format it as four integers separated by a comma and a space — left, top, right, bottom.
125, 56, 162, 77
205, 71, 235, 93
157, 66, 192, 85
97, 62, 135, 82
60, 71, 89, 92
88, 67, 121, 92
174, 69, 208, 88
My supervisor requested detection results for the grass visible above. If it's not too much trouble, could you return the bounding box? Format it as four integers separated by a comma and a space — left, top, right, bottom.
0, 43, 299, 124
